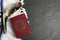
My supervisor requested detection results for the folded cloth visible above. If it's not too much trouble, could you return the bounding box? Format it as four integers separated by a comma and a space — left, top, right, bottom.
1, 20, 22, 40
1, 17, 22, 40
3, 0, 24, 10
2, 0, 29, 40
1, 32, 22, 40
1, 7, 28, 40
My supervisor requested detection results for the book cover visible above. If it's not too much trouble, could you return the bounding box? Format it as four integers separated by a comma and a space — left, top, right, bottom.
10, 14, 31, 38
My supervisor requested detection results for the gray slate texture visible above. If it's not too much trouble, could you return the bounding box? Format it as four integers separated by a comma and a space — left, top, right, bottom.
23, 0, 60, 40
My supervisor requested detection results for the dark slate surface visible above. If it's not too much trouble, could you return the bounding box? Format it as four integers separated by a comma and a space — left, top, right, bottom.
23, 0, 60, 40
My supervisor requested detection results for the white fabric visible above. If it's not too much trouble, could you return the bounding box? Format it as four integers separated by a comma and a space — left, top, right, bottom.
1, 8, 28, 40
3, 0, 24, 9
1, 0, 28, 40
1, 17, 22, 40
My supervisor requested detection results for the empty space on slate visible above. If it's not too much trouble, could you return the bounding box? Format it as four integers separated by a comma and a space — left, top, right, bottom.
23, 0, 60, 40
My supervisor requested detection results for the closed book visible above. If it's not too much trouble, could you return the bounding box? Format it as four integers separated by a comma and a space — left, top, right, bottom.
10, 14, 31, 38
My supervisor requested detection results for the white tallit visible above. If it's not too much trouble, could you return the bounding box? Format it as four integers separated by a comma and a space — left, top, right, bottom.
1, 0, 28, 40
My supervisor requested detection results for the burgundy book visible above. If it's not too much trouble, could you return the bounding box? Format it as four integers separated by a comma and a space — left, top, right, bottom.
10, 14, 31, 38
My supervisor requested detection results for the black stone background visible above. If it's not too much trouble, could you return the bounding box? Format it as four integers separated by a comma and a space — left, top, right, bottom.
23, 0, 60, 40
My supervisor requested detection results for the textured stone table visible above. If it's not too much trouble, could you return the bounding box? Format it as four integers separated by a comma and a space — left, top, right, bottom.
23, 0, 60, 40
